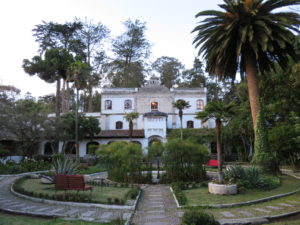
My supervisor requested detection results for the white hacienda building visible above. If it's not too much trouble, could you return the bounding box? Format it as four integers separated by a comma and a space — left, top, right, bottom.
40, 77, 211, 156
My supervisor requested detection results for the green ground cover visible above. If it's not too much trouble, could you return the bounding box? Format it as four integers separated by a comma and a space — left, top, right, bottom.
184, 175, 300, 206
17, 178, 134, 205
203, 192, 300, 219
0, 212, 122, 225
269, 219, 300, 225
78, 164, 107, 174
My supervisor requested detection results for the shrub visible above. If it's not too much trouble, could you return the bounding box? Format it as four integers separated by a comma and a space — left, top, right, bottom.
164, 139, 209, 182
96, 142, 143, 183
224, 165, 280, 190
181, 210, 219, 225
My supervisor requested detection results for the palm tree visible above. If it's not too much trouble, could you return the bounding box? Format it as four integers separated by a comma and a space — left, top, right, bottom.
172, 99, 191, 139
124, 112, 139, 140
196, 101, 235, 183
67, 60, 90, 161
193, 0, 300, 131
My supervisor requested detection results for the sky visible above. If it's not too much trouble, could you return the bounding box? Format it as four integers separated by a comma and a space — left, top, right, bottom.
0, 0, 223, 97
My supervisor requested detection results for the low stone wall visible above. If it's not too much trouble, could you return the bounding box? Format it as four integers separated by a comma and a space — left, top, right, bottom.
208, 182, 237, 195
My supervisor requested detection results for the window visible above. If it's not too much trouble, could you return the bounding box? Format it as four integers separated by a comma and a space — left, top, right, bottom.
196, 99, 204, 110
116, 121, 123, 129
187, 121, 194, 128
151, 101, 158, 110
124, 99, 132, 110
105, 100, 112, 110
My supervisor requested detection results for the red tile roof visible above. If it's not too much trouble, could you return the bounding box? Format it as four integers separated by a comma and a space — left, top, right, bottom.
97, 130, 145, 138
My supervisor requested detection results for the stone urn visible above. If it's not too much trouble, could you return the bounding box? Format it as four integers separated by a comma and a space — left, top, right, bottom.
208, 182, 237, 195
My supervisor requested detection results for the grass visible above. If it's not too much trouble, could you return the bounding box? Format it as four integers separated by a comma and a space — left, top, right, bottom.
78, 164, 107, 174
0, 212, 123, 225
18, 178, 133, 205
269, 219, 300, 225
203, 191, 300, 219
183, 175, 300, 206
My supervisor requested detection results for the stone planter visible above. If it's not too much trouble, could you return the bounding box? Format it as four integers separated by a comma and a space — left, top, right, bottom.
208, 182, 237, 195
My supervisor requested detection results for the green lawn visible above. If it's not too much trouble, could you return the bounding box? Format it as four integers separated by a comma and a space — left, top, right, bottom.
203, 191, 300, 219
184, 175, 300, 206
19, 178, 133, 205
0, 212, 122, 225
78, 164, 107, 174
269, 219, 300, 225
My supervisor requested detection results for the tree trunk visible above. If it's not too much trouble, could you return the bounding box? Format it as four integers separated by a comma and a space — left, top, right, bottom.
88, 86, 93, 112
179, 110, 183, 140
216, 119, 224, 183
75, 88, 79, 162
55, 77, 61, 118
245, 51, 260, 131
129, 120, 133, 140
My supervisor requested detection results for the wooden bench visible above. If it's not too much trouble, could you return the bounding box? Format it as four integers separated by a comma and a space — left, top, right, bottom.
208, 159, 219, 167
55, 174, 92, 193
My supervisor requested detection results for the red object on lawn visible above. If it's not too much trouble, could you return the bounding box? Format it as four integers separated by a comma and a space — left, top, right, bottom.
208, 159, 219, 167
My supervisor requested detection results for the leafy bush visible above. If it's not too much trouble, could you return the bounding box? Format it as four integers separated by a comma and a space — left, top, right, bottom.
224, 165, 280, 190
96, 142, 144, 183
181, 210, 219, 225
164, 139, 209, 182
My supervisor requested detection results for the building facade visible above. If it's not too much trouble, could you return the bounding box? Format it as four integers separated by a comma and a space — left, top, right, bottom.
40, 77, 211, 156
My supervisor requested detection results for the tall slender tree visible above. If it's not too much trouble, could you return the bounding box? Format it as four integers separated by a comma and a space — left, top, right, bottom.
172, 100, 191, 139
196, 101, 236, 183
192, 0, 300, 130
67, 60, 90, 161
105, 19, 151, 87
75, 18, 110, 112
152, 56, 184, 88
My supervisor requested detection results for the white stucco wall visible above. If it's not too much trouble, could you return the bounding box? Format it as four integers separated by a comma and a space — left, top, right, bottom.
101, 97, 135, 114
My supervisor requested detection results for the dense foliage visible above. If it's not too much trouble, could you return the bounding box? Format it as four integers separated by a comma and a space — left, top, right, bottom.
164, 139, 209, 182
224, 165, 280, 191
181, 209, 219, 225
97, 142, 148, 183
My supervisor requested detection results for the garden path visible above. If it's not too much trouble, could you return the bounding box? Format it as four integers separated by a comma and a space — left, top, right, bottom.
0, 175, 132, 223
132, 185, 183, 225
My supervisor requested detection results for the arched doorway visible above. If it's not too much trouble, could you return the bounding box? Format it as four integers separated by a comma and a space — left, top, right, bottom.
65, 141, 76, 154
148, 135, 163, 146
131, 141, 142, 148
44, 142, 54, 155
86, 142, 99, 155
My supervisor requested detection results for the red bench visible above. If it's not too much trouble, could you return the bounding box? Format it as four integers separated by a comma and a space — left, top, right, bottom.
208, 159, 219, 167
55, 174, 92, 193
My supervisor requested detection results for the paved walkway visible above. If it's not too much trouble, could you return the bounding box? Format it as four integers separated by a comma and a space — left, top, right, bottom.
0, 175, 132, 223
132, 185, 183, 225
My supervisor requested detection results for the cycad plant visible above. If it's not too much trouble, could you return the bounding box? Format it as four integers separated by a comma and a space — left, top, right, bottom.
53, 157, 78, 175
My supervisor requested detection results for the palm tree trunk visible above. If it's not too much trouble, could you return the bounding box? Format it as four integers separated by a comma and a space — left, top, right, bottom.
55, 77, 61, 118
245, 51, 260, 131
129, 120, 133, 140
216, 119, 223, 183
179, 110, 183, 140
